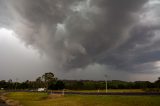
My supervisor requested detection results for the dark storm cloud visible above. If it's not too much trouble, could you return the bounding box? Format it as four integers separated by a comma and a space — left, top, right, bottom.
61, 0, 149, 69
1, 0, 160, 74
0, 0, 12, 28
97, 24, 160, 72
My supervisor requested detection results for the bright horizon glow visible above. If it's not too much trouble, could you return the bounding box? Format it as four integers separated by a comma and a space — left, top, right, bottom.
0, 28, 40, 58
0, 28, 49, 81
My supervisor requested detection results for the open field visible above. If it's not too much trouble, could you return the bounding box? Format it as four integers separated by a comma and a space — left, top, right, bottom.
52, 89, 144, 93
6, 92, 160, 106
0, 90, 5, 93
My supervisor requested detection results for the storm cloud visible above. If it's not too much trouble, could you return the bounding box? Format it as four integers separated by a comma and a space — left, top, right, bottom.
1, 0, 160, 77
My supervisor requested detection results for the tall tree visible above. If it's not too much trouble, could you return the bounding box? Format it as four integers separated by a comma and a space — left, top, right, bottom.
155, 77, 160, 88
36, 77, 43, 88
42, 72, 56, 89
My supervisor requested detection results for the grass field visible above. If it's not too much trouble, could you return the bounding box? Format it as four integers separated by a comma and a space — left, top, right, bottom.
6, 92, 160, 106
0, 90, 4, 93
52, 89, 144, 93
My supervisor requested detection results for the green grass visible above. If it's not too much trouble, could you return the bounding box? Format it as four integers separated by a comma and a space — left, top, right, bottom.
7, 92, 48, 101
52, 89, 144, 93
0, 90, 5, 92
6, 92, 160, 106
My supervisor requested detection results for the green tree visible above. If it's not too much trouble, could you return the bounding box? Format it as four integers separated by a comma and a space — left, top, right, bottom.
42, 72, 56, 89
55, 81, 65, 90
155, 77, 160, 88
36, 77, 43, 88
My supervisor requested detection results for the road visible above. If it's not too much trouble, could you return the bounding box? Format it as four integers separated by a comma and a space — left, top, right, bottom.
51, 92, 160, 96
5, 90, 160, 96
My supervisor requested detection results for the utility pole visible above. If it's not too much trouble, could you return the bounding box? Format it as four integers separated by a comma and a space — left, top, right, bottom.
105, 75, 108, 93
15, 78, 18, 91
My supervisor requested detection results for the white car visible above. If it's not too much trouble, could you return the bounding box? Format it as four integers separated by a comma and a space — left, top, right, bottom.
37, 88, 46, 92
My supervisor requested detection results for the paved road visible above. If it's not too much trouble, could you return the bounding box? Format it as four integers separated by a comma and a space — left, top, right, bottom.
51, 92, 160, 96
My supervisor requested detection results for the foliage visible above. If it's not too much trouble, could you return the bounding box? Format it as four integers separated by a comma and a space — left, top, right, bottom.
1, 74, 160, 91
47, 80, 65, 90
42, 72, 57, 89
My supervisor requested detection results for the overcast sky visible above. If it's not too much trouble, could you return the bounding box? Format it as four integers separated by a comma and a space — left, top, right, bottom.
0, 0, 160, 82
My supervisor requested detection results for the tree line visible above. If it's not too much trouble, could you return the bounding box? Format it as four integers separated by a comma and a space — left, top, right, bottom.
0, 72, 64, 90
0, 72, 160, 92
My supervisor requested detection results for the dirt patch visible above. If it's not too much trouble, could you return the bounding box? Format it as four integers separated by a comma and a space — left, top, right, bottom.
0, 93, 22, 106
5, 99, 21, 106
0, 98, 6, 104
48, 94, 64, 99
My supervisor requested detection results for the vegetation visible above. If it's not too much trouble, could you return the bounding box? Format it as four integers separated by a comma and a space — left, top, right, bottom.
0, 90, 4, 92
63, 80, 154, 90
6, 92, 160, 106
0, 72, 63, 90
0, 72, 160, 92
2, 74, 160, 106
42, 72, 57, 89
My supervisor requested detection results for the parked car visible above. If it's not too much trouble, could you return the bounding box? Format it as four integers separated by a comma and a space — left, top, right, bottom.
37, 88, 46, 92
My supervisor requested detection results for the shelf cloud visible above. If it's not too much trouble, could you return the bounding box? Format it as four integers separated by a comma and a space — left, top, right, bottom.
0, 0, 160, 80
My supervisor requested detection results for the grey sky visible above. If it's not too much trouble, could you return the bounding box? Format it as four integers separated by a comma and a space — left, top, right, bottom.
0, 0, 160, 82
